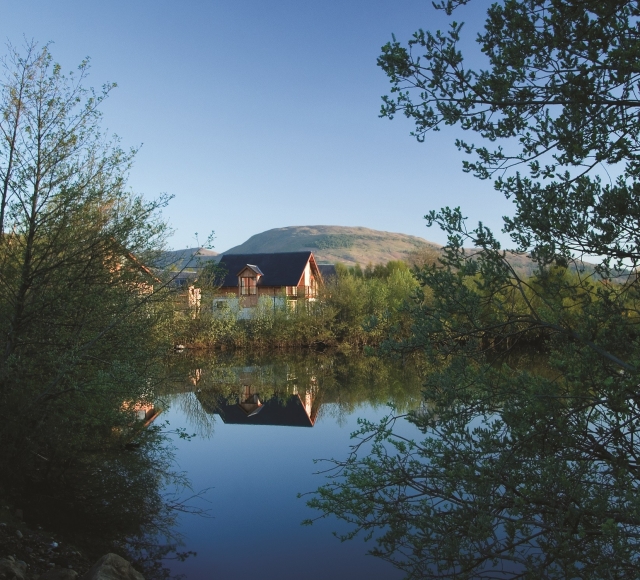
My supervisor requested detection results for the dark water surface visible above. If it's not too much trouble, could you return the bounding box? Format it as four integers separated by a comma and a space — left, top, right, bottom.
162, 352, 424, 580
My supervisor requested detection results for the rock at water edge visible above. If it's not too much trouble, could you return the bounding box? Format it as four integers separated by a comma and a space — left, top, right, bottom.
38, 570, 78, 580
0, 558, 27, 580
80, 554, 144, 580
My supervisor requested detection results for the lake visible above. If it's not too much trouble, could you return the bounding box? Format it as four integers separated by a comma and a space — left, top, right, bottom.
161, 351, 425, 580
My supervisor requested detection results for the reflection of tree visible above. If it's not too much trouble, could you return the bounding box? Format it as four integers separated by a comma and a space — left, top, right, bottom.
26, 423, 207, 580
173, 391, 216, 439
307, 361, 640, 579
167, 351, 425, 430
318, 402, 349, 429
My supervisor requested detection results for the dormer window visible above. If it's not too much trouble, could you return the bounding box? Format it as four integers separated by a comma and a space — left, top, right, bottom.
238, 264, 263, 296
241, 276, 257, 295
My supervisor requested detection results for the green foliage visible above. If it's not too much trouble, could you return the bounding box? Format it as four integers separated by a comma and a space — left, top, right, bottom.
0, 42, 183, 572
312, 234, 355, 250
307, 2, 640, 578
379, 0, 640, 271
196, 260, 228, 290
329, 264, 417, 346
313, 245, 640, 578
172, 260, 419, 350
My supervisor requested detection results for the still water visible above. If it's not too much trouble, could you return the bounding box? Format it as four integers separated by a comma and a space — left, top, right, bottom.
162, 351, 425, 580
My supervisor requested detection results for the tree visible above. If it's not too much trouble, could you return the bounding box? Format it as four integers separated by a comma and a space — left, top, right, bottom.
307, 2, 640, 578
380, 0, 640, 270
0, 41, 175, 537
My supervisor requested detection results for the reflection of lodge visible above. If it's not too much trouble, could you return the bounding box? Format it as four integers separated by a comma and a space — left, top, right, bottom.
198, 381, 321, 428
120, 401, 162, 429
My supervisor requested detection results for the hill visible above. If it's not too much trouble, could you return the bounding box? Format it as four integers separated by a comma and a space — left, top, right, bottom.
221, 225, 602, 279
155, 228, 598, 281
155, 247, 219, 271
222, 225, 439, 267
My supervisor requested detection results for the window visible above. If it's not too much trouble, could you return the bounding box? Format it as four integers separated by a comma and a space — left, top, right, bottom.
240, 277, 257, 295
286, 286, 297, 296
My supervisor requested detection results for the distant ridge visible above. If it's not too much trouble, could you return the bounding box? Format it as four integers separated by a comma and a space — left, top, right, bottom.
155, 247, 219, 271
222, 225, 439, 267
160, 228, 598, 280
220, 225, 600, 278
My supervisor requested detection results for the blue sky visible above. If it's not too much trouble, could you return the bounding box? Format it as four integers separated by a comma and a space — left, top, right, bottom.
4, 1, 512, 252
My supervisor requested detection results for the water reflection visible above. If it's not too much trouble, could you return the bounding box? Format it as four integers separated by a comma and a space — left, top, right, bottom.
307, 356, 640, 580
204, 391, 320, 427
167, 350, 424, 434
29, 422, 198, 580
196, 365, 320, 427
161, 350, 425, 580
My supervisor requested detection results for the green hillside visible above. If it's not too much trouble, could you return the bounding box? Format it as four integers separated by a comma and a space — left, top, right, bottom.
222, 225, 439, 266
155, 228, 599, 282
221, 225, 601, 279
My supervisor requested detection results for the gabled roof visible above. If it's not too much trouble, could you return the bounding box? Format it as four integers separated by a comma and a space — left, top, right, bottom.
318, 264, 337, 281
218, 252, 316, 287
207, 395, 314, 427
167, 270, 198, 288
238, 264, 264, 277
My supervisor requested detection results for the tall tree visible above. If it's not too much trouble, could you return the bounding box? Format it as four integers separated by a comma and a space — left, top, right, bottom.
308, 2, 640, 578
0, 42, 172, 511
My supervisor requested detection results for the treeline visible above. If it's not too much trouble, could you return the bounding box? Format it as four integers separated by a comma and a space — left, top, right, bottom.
171, 249, 637, 357
404, 263, 632, 356
170, 259, 418, 350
